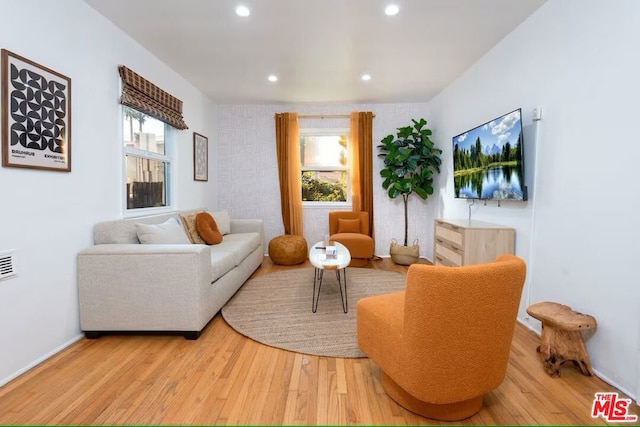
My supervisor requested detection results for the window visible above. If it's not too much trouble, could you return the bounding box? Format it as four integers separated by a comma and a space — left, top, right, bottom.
123, 106, 172, 210
300, 129, 349, 203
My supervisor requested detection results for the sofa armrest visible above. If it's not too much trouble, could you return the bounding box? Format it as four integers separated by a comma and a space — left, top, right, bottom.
77, 244, 211, 332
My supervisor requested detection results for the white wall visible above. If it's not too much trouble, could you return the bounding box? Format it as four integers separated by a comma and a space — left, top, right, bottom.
217, 103, 442, 258
429, 0, 640, 397
0, 0, 217, 385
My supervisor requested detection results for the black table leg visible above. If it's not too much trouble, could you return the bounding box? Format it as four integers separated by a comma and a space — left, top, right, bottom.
312, 267, 324, 313
337, 268, 348, 313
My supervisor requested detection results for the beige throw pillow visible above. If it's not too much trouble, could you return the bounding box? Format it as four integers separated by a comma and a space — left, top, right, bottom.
179, 211, 206, 244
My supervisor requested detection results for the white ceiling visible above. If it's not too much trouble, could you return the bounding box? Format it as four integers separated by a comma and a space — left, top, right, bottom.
85, 0, 546, 104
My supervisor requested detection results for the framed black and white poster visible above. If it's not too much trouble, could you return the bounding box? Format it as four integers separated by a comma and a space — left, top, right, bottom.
193, 132, 208, 181
1, 49, 71, 172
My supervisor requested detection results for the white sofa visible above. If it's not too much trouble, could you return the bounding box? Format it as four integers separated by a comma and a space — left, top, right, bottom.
77, 210, 263, 339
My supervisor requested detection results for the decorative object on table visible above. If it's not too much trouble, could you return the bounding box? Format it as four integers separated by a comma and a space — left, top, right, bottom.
357, 254, 526, 421
526, 301, 597, 377
193, 132, 208, 181
221, 267, 406, 358
378, 118, 441, 265
1, 49, 71, 172
325, 241, 337, 260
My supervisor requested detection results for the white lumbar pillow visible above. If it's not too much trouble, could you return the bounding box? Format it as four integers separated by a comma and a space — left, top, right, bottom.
208, 209, 231, 235
135, 217, 191, 244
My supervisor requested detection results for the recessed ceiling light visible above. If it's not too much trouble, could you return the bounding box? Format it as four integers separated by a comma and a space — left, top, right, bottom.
384, 4, 400, 16
361, 74, 372, 81
268, 75, 278, 82
235, 5, 250, 17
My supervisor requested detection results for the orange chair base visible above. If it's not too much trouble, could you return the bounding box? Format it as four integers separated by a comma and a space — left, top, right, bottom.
348, 258, 369, 267
381, 372, 483, 421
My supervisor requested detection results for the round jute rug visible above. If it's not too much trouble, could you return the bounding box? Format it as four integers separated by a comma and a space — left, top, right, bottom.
221, 267, 406, 358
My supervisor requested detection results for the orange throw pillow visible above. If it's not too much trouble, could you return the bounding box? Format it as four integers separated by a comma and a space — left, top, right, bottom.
337, 218, 361, 233
195, 212, 223, 245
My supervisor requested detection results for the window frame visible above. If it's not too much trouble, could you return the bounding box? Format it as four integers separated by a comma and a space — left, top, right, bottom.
299, 127, 351, 208
121, 106, 174, 216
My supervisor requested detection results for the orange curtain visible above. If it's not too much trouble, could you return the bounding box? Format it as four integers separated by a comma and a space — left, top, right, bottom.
349, 111, 374, 237
274, 112, 303, 236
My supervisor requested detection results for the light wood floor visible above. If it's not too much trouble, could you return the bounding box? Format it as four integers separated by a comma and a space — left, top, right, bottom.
0, 257, 636, 425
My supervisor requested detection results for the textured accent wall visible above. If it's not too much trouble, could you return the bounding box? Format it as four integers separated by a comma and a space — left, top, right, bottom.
217, 103, 441, 259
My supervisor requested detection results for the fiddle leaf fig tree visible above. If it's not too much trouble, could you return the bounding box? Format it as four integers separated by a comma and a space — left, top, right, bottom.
378, 118, 442, 246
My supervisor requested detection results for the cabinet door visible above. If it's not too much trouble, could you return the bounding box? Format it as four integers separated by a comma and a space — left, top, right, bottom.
464, 229, 514, 265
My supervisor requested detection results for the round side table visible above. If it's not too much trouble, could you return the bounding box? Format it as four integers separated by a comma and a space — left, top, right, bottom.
308, 241, 351, 313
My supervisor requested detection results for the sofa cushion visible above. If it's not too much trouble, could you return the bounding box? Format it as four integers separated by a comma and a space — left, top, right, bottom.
209, 250, 236, 283
214, 232, 261, 266
196, 212, 223, 245
135, 218, 191, 244
331, 232, 374, 259
208, 210, 231, 235
179, 211, 206, 244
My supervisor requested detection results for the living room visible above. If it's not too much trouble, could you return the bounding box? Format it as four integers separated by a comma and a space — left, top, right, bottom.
0, 0, 638, 424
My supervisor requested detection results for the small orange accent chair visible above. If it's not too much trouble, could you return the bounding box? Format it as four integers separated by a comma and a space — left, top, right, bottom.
357, 254, 526, 421
328, 211, 374, 267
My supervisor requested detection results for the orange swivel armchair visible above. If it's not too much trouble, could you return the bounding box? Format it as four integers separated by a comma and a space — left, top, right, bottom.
328, 211, 374, 267
357, 254, 526, 421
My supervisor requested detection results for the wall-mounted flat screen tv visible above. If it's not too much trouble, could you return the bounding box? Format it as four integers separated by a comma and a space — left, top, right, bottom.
452, 108, 527, 200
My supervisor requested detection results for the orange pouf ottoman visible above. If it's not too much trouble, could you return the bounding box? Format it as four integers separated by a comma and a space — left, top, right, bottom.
268, 235, 308, 265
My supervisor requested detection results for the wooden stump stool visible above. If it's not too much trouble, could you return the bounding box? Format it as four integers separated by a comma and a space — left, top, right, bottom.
526, 301, 596, 378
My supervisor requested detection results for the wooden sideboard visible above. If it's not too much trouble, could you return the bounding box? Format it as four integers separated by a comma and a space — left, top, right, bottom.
433, 219, 515, 266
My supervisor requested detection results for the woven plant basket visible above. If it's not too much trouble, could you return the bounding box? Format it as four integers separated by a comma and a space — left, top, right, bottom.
389, 238, 420, 265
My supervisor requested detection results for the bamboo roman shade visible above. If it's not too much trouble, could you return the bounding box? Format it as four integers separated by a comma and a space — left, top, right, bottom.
118, 65, 188, 130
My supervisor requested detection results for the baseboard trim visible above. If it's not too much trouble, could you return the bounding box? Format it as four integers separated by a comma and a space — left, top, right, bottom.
591, 369, 637, 404
0, 333, 84, 388
515, 318, 636, 403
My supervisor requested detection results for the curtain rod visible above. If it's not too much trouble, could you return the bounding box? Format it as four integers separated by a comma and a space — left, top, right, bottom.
297, 113, 376, 119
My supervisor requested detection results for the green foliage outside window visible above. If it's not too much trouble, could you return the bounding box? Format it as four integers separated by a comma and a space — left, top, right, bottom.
302, 171, 346, 202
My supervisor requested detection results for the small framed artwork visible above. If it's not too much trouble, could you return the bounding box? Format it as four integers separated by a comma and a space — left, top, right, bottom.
193, 132, 208, 181
1, 49, 72, 172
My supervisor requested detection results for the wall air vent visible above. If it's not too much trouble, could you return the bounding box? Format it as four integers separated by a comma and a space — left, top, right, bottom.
0, 250, 17, 281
